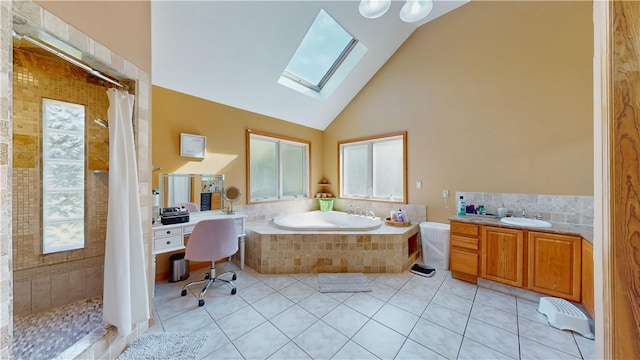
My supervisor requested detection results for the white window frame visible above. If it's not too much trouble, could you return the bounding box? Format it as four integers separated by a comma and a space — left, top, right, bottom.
339, 132, 407, 203
247, 130, 310, 203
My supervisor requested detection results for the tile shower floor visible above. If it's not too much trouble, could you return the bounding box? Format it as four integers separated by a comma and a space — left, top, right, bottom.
151, 263, 596, 360
13, 296, 104, 360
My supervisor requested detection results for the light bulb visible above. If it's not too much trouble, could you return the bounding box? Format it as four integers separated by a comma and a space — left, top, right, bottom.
400, 0, 434, 23
359, 0, 391, 19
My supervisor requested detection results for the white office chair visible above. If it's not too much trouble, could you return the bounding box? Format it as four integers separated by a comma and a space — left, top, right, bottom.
180, 218, 238, 306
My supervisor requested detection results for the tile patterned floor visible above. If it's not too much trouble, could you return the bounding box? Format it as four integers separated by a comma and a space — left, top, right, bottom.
151, 263, 596, 360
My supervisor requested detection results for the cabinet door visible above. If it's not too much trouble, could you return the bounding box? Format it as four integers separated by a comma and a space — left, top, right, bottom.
481, 226, 524, 287
582, 239, 594, 318
527, 232, 581, 301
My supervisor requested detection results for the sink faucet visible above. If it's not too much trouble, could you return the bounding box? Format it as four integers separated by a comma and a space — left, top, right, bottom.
521, 208, 526, 218
365, 209, 376, 218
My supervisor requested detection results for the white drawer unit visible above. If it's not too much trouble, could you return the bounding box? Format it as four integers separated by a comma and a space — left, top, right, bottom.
153, 235, 184, 253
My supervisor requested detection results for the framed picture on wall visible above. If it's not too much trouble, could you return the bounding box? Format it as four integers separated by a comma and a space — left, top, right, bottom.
180, 133, 206, 158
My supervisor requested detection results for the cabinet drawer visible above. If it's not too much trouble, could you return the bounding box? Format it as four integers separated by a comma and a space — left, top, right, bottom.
183, 225, 196, 235
154, 235, 183, 252
451, 235, 479, 251
154, 228, 182, 238
451, 222, 479, 237
451, 249, 478, 276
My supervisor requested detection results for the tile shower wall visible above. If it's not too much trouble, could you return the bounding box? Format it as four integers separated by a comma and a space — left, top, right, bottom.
12, 49, 111, 316
456, 191, 594, 226
3, 2, 152, 358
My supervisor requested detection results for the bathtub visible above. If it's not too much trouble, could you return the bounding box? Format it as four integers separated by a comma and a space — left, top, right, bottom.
273, 210, 382, 231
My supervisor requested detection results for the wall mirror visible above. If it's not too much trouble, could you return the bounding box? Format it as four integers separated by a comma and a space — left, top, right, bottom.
159, 173, 224, 211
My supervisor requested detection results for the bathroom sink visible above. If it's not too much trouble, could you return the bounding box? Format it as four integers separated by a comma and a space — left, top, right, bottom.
500, 217, 552, 228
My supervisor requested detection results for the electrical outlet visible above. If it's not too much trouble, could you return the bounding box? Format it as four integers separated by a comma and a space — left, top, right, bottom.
416, 181, 422, 189
442, 189, 449, 199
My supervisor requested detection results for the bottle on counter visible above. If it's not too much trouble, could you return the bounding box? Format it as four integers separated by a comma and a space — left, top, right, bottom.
457, 196, 466, 216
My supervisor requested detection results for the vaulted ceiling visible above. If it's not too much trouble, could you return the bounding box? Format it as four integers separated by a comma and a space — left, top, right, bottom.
152, 1, 468, 130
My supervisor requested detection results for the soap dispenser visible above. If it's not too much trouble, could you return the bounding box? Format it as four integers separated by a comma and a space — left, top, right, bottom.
457, 196, 466, 216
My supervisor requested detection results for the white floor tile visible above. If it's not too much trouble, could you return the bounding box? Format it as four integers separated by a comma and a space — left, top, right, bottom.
518, 317, 581, 357
387, 289, 430, 316
458, 337, 515, 360
279, 281, 316, 303
439, 278, 478, 301
431, 291, 473, 316
516, 297, 548, 325
368, 280, 398, 301
398, 277, 440, 301
321, 304, 369, 338
331, 340, 378, 360
260, 275, 298, 291
464, 318, 520, 359
216, 306, 266, 340
474, 288, 517, 314
422, 302, 469, 335
203, 292, 249, 320
154, 292, 199, 321
470, 302, 518, 334
238, 282, 275, 304
294, 321, 349, 359
194, 329, 233, 359
233, 322, 289, 359
352, 320, 406, 359
268, 341, 311, 360
343, 292, 385, 317
395, 338, 447, 360
574, 334, 596, 360
162, 307, 214, 333
408, 318, 463, 359
199, 342, 243, 360
298, 292, 340, 318
252, 292, 294, 319
270, 305, 318, 339
519, 337, 581, 360
374, 273, 412, 289
372, 303, 419, 336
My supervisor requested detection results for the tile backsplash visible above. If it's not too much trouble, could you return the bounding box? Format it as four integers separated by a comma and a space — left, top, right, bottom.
456, 191, 593, 226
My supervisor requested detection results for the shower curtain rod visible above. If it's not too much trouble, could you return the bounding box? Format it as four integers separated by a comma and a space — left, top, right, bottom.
12, 31, 128, 91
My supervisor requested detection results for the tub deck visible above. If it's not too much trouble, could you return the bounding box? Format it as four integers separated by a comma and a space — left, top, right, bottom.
245, 220, 421, 274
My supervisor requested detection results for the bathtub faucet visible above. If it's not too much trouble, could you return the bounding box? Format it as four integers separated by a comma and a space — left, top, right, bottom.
365, 209, 376, 218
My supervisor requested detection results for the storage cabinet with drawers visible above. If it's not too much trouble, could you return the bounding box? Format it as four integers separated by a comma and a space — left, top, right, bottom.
450, 221, 480, 284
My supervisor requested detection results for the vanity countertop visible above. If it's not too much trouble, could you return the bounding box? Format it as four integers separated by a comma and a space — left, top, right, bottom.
449, 215, 593, 243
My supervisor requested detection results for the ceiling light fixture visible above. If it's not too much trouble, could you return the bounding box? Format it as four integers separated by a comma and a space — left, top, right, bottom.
359, 0, 391, 19
399, 0, 434, 23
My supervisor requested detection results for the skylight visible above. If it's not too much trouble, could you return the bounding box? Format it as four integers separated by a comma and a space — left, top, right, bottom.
283, 9, 358, 92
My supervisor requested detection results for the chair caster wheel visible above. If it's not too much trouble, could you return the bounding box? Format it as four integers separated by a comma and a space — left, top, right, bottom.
181, 289, 187, 296
204, 273, 210, 280
231, 288, 237, 295
198, 299, 205, 307
232, 274, 237, 281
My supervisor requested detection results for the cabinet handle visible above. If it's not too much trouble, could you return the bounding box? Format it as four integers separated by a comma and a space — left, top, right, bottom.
166, 240, 171, 245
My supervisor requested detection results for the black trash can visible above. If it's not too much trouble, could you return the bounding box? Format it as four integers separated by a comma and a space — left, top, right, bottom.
169, 252, 190, 282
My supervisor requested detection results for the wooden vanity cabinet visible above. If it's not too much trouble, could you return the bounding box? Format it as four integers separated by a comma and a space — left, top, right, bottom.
481, 226, 524, 287
450, 222, 480, 283
581, 239, 594, 317
527, 231, 581, 302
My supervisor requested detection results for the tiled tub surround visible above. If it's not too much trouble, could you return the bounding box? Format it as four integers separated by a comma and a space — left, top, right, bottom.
235, 199, 426, 225
245, 221, 421, 274
456, 192, 594, 226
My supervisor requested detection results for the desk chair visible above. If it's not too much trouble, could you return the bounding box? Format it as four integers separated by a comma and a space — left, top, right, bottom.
172, 202, 200, 212
180, 218, 238, 306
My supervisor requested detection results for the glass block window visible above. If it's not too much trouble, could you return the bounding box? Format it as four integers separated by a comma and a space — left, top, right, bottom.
339, 132, 406, 203
42, 99, 86, 254
248, 131, 309, 202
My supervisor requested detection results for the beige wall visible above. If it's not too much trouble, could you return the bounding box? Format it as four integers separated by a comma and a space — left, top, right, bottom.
152, 86, 325, 207
324, 1, 593, 222
35, 0, 151, 73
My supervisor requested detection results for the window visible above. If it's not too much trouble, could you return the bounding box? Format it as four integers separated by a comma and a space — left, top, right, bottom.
247, 130, 310, 202
339, 132, 406, 202
282, 9, 358, 92
42, 99, 85, 254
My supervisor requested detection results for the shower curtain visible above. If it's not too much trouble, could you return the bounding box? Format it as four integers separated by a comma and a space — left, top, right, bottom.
103, 88, 150, 336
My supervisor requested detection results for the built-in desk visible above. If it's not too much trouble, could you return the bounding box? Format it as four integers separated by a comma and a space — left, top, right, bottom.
152, 211, 247, 270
